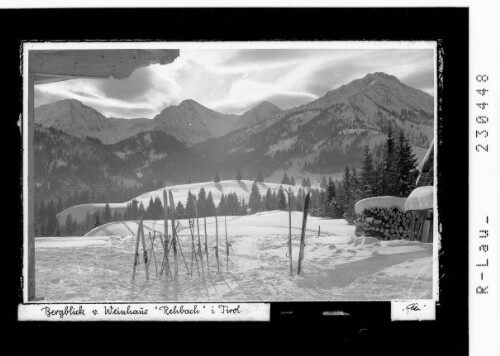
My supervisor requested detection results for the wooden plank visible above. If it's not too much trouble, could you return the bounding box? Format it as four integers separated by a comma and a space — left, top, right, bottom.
131, 220, 143, 283
168, 191, 179, 280
215, 213, 220, 272
225, 215, 229, 272
204, 213, 209, 274
140, 220, 149, 280
287, 188, 293, 276
297, 192, 310, 275
28, 74, 36, 301
163, 190, 170, 279
29, 49, 179, 82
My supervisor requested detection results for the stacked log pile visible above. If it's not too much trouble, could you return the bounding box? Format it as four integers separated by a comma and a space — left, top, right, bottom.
358, 206, 412, 240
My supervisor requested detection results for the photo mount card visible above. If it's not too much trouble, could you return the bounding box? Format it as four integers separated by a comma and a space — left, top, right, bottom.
2, 6, 476, 355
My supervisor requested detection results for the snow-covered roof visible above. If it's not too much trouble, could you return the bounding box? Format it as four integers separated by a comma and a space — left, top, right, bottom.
404, 186, 434, 211
354, 196, 407, 214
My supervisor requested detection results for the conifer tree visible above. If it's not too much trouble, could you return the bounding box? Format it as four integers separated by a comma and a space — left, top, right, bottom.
93, 212, 101, 228
396, 131, 419, 196
281, 173, 290, 185
197, 188, 207, 215
248, 181, 262, 213
205, 191, 216, 217
382, 126, 398, 195
186, 191, 197, 218
138, 202, 146, 219
263, 188, 273, 211
214, 173, 221, 183
236, 168, 242, 181
153, 197, 163, 220
290, 177, 295, 186
64, 214, 74, 236
320, 175, 328, 190
218, 195, 227, 216
103, 203, 112, 223
176, 201, 186, 219
278, 186, 287, 210
360, 145, 376, 198
256, 171, 264, 183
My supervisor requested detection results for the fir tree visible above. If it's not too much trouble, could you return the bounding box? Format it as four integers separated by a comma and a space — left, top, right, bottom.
103, 203, 112, 223
256, 171, 264, 183
138, 202, 146, 219
94, 212, 101, 228
218, 195, 227, 216
236, 168, 242, 181
205, 192, 216, 217
153, 197, 163, 220
338, 166, 354, 220
278, 186, 287, 210
290, 177, 295, 186
248, 182, 262, 213
382, 126, 398, 195
197, 188, 207, 215
281, 173, 290, 185
320, 175, 328, 190
396, 131, 419, 196
175, 201, 186, 219
186, 191, 197, 218
214, 173, 221, 183
360, 145, 376, 198
64, 214, 74, 236
263, 188, 273, 211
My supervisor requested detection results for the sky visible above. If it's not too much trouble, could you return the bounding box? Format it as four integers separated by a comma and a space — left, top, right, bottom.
34, 48, 434, 119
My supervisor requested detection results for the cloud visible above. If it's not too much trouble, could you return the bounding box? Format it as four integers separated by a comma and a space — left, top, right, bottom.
34, 47, 435, 118
94, 66, 155, 102
400, 66, 434, 95
34, 87, 66, 107
222, 49, 314, 66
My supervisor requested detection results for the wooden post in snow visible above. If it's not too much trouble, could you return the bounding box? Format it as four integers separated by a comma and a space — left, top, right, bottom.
318, 226, 321, 237
224, 215, 229, 272
297, 192, 310, 275
131, 220, 143, 283
215, 213, 220, 272
140, 220, 149, 280
287, 188, 293, 276
189, 218, 195, 276
204, 212, 209, 273
162, 190, 170, 278
168, 191, 178, 281
194, 203, 203, 267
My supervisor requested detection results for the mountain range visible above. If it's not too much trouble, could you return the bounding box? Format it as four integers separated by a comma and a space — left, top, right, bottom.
34, 72, 434, 202
35, 98, 282, 145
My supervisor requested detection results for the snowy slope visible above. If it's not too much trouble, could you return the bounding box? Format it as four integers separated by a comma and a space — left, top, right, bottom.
37, 211, 433, 302
57, 180, 308, 224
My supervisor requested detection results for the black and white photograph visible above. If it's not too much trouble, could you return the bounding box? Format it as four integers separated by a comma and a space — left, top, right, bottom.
25, 42, 437, 303
3, 3, 493, 355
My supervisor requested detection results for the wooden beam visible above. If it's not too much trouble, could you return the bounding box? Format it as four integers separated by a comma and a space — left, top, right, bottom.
28, 74, 35, 301
29, 49, 179, 84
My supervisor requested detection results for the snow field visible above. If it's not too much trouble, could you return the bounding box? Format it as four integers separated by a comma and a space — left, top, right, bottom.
36, 211, 433, 302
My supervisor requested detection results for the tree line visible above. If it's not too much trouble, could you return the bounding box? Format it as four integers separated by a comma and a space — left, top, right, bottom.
34, 127, 419, 236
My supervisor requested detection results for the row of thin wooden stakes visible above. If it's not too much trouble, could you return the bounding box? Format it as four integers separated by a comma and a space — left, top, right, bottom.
132, 188, 311, 283
131, 190, 230, 283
